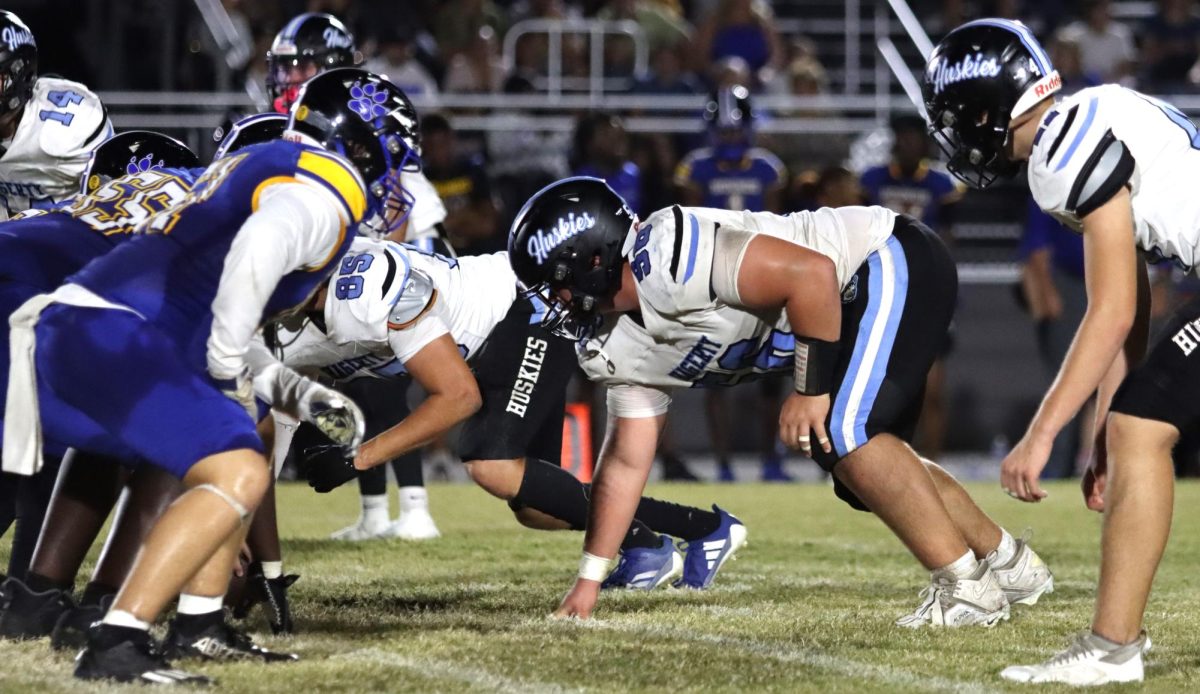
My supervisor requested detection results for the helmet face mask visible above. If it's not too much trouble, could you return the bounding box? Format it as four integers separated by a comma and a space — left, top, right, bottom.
289, 68, 422, 238
705, 85, 754, 162
508, 177, 636, 341
923, 19, 1060, 189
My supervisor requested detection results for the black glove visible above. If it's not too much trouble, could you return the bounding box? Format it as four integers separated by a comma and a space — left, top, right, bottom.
293, 422, 358, 493
233, 562, 299, 635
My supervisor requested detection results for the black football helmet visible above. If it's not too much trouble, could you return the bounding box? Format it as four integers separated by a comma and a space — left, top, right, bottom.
289, 68, 421, 237
266, 12, 357, 113
704, 84, 754, 162
212, 112, 287, 161
923, 18, 1061, 189
0, 11, 36, 119
79, 131, 200, 195
508, 177, 636, 340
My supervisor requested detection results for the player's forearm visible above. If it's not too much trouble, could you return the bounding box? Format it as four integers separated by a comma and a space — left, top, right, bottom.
354, 391, 480, 470
1029, 305, 1132, 443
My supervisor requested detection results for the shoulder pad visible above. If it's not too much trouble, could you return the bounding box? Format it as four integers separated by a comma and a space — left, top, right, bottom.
33, 77, 110, 158
388, 266, 437, 329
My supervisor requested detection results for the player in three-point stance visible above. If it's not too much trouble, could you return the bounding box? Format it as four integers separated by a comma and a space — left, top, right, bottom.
925, 18, 1200, 685
507, 177, 1053, 623
2, 68, 419, 684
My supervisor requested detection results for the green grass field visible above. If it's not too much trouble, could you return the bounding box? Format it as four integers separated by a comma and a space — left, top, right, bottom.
2, 479, 1200, 692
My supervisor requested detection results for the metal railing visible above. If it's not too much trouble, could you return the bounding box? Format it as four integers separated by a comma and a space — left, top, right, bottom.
500, 18, 649, 102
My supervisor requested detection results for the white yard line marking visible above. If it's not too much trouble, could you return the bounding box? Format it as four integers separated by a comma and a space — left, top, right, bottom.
335, 647, 581, 694
594, 620, 999, 694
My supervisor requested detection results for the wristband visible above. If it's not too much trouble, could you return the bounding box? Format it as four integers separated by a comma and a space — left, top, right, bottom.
793, 337, 840, 395
578, 552, 613, 582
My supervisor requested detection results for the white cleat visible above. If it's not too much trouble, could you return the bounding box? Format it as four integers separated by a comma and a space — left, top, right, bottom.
992, 538, 1054, 606
386, 509, 441, 540
1000, 631, 1147, 685
330, 515, 392, 541
896, 562, 1010, 628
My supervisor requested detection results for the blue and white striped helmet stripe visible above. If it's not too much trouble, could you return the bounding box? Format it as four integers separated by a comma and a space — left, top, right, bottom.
279, 13, 311, 42
959, 18, 1053, 74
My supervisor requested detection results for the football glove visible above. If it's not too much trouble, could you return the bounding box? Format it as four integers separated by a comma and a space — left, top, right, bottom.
293, 422, 358, 493
298, 383, 366, 453
213, 367, 258, 421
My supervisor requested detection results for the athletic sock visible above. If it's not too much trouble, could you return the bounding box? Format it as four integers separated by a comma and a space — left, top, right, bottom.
397, 486, 429, 515
260, 561, 283, 581
1090, 631, 1128, 651
81, 581, 118, 607
176, 593, 223, 616
620, 520, 662, 550
632, 497, 721, 541
172, 608, 224, 635
991, 528, 1018, 567
23, 571, 69, 593
101, 609, 150, 632
511, 458, 590, 529
361, 493, 389, 526
933, 550, 978, 581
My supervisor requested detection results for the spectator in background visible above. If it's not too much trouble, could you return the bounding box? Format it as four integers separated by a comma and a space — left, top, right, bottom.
631, 44, 705, 94
694, 0, 782, 87
596, 0, 692, 55
571, 112, 642, 213
1141, 0, 1200, 91
364, 27, 439, 100
860, 115, 963, 461
488, 74, 571, 229
434, 0, 505, 60
1055, 0, 1136, 84
421, 114, 502, 255
1048, 33, 1101, 92
444, 25, 506, 93
675, 85, 790, 482
1017, 200, 1090, 479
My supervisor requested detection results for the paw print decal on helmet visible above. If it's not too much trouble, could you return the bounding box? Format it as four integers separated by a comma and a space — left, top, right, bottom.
348, 81, 388, 122
125, 153, 160, 175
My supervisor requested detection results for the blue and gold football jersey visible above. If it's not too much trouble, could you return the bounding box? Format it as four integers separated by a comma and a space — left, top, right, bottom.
0, 166, 200, 288
673, 147, 786, 212
70, 139, 365, 364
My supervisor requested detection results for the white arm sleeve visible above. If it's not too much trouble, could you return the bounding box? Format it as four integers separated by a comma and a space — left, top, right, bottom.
206, 182, 345, 380
606, 384, 673, 418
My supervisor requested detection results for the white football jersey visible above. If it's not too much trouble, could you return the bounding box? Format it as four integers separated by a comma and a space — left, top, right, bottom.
403, 169, 447, 242
0, 76, 110, 218
271, 237, 515, 384
1029, 84, 1200, 270
578, 205, 896, 389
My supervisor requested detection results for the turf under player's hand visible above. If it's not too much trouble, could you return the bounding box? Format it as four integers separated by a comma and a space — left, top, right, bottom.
1000, 433, 1052, 502
779, 392, 832, 457
552, 579, 600, 620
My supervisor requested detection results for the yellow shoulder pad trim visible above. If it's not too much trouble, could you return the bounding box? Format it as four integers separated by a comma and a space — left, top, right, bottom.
296, 150, 368, 221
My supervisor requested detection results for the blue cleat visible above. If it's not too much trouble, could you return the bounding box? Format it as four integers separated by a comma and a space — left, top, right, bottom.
761, 456, 793, 482
716, 464, 735, 483
601, 535, 684, 590
675, 506, 748, 589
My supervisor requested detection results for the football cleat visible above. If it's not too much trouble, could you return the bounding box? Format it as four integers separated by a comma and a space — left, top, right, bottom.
1000, 630, 1148, 685
991, 537, 1054, 606
0, 577, 74, 639
760, 456, 793, 482
896, 562, 1010, 628
386, 509, 441, 540
75, 624, 211, 685
232, 565, 298, 635
602, 535, 684, 590
329, 515, 391, 541
51, 594, 113, 651
164, 615, 298, 662
674, 506, 748, 589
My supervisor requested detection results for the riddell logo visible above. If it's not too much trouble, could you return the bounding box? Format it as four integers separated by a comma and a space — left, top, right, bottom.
1033, 73, 1062, 98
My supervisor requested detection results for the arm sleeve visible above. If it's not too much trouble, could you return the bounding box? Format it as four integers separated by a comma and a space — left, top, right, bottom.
606, 384, 673, 418
710, 225, 756, 305
206, 182, 346, 380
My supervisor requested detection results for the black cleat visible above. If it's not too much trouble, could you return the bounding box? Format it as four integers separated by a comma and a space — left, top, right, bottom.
0, 577, 74, 639
51, 594, 113, 651
164, 615, 298, 662
232, 564, 298, 635
659, 453, 700, 482
74, 624, 211, 685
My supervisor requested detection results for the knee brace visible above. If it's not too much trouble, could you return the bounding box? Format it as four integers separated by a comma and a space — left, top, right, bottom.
194, 483, 251, 523
832, 476, 872, 513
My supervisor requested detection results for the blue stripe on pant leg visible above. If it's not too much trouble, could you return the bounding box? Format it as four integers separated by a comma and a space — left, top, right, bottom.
853, 237, 909, 445
830, 253, 883, 457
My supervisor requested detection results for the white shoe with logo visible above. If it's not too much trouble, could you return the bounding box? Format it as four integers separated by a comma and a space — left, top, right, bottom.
1000, 631, 1147, 685
896, 562, 1010, 628
992, 536, 1054, 606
